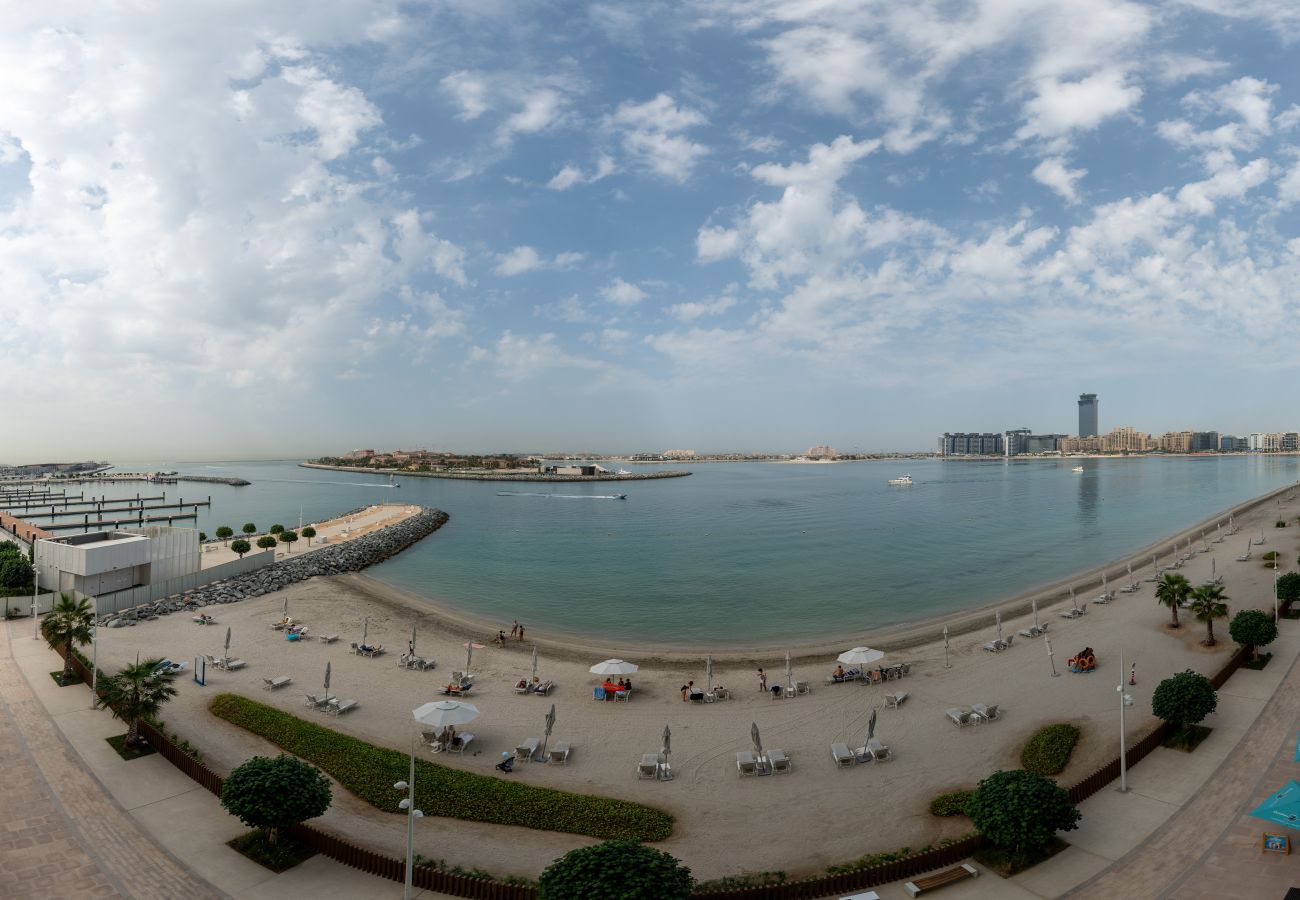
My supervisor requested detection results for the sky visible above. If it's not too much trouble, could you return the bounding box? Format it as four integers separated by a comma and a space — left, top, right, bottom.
2, 1, 1300, 459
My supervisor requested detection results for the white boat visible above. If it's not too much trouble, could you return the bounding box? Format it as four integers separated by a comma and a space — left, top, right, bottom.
887, 474, 913, 486
1071, 466, 1084, 473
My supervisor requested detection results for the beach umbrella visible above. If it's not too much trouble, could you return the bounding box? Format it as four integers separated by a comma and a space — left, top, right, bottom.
1249, 781, 1300, 829
706, 655, 713, 694
1294, 730, 1300, 762
1070, 587, 1077, 609
943, 626, 950, 668
750, 721, 763, 757
542, 703, 556, 757
784, 651, 793, 691
995, 610, 1003, 644
323, 661, 332, 704
589, 659, 638, 676
1127, 563, 1133, 584
362, 616, 369, 647
410, 623, 417, 658
867, 708, 877, 742
224, 626, 231, 659
1152, 554, 1158, 572
1212, 558, 1216, 578
413, 700, 480, 730
1045, 636, 1058, 677
837, 647, 885, 677
1032, 599, 1039, 631
661, 724, 671, 761
282, 596, 289, 618
531, 644, 539, 679
464, 641, 485, 674
1102, 573, 1109, 597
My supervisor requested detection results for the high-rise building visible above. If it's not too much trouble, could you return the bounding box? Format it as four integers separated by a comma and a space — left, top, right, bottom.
939, 433, 1004, 456
1004, 428, 1032, 457
1191, 432, 1220, 453
1077, 393, 1099, 437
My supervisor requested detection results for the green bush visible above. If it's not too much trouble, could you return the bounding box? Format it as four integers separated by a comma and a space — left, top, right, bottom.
1020, 724, 1080, 776
1152, 669, 1217, 735
1279, 572, 1300, 603
967, 770, 1080, 855
930, 790, 973, 817
210, 694, 672, 841
537, 841, 692, 900
1228, 609, 1278, 660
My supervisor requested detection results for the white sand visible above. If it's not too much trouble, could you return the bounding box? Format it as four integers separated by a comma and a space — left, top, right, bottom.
90, 485, 1300, 882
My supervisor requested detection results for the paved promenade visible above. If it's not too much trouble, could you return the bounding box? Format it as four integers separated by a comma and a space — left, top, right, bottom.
1, 618, 449, 899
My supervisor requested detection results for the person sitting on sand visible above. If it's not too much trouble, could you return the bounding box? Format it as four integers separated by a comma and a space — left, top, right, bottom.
516, 677, 529, 691
493, 630, 507, 646
495, 752, 514, 773
833, 665, 845, 681
681, 682, 690, 701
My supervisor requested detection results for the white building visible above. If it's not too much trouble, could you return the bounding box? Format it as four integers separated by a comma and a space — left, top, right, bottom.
36, 526, 199, 596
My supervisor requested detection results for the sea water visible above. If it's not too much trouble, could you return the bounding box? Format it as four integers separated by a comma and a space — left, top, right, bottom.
37, 456, 1300, 642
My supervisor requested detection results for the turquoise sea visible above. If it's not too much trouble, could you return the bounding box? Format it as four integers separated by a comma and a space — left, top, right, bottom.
39, 456, 1300, 642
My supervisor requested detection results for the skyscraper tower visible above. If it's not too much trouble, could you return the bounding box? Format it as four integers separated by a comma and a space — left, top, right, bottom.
1078, 393, 1099, 437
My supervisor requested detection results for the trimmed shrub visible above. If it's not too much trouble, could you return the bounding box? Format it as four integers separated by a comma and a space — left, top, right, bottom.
221, 754, 331, 845
210, 694, 672, 841
967, 770, 1080, 855
1229, 609, 1278, 660
1020, 724, 1080, 776
930, 790, 973, 817
1152, 669, 1217, 739
537, 842, 692, 900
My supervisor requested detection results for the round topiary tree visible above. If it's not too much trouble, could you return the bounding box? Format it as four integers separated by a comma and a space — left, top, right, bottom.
1152, 669, 1217, 742
230, 539, 251, 559
278, 530, 298, 553
242, 522, 257, 536
1228, 609, 1278, 662
537, 841, 693, 900
220, 755, 331, 845
215, 526, 234, 545
256, 536, 277, 551
1278, 572, 1300, 604
269, 524, 284, 535
300, 526, 316, 547
966, 770, 1080, 860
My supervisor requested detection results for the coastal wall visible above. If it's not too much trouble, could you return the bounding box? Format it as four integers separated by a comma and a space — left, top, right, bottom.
99, 506, 449, 624
300, 461, 690, 482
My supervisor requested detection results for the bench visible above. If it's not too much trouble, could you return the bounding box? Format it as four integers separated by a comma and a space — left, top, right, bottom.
904, 863, 978, 897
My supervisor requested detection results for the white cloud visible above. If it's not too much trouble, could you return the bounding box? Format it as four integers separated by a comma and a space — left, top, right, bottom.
607, 93, 708, 182
470, 330, 615, 381
494, 245, 584, 276
669, 292, 739, 322
533, 295, 589, 323
1032, 157, 1087, 205
1152, 53, 1229, 85
599, 278, 648, 306
1017, 70, 1142, 143
546, 154, 615, 191
441, 71, 490, 120
497, 89, 565, 144
280, 66, 382, 159
697, 225, 742, 261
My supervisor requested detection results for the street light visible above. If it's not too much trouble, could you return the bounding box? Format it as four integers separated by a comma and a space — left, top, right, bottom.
1045, 635, 1058, 677
90, 593, 98, 708
394, 731, 424, 900
1117, 650, 1134, 793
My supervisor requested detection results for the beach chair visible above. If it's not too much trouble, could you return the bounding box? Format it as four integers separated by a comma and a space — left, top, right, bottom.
869, 669, 883, 685
614, 688, 630, 702
767, 749, 791, 773
982, 641, 1002, 653
516, 737, 540, 761
330, 698, 359, 716
1078, 602, 1088, 616
222, 658, 247, 671
305, 693, 329, 709
448, 732, 474, 754
318, 634, 339, 644
349, 642, 360, 655
1059, 608, 1080, 620
593, 686, 607, 701
945, 708, 972, 727
420, 729, 441, 747
972, 703, 1000, 722
831, 742, 855, 767
796, 681, 811, 694
548, 741, 571, 765
262, 675, 292, 691
867, 738, 892, 762
885, 691, 908, 709
533, 680, 554, 695
736, 751, 758, 776
638, 754, 660, 779
900, 663, 911, 676
1019, 627, 1038, 638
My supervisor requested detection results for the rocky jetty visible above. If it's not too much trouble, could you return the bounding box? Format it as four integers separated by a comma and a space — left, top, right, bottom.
100, 507, 448, 627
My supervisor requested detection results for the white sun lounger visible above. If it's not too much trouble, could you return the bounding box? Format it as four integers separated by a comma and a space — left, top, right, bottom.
549, 741, 571, 765
767, 749, 791, 773
263, 675, 292, 690
329, 698, 359, 716
867, 738, 892, 762
972, 703, 1000, 722
831, 743, 855, 767
736, 751, 758, 776
516, 737, 540, 761
885, 691, 908, 708
638, 754, 660, 779
448, 732, 474, 754
318, 634, 339, 644
305, 693, 330, 709
945, 708, 973, 727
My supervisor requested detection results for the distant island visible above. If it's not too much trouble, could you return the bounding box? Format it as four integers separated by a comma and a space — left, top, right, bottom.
303, 453, 689, 483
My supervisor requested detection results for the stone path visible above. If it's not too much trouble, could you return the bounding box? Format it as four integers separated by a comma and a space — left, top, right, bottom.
0, 621, 224, 900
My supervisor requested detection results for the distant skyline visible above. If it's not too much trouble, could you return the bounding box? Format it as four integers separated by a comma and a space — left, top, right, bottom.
3, 3, 1300, 459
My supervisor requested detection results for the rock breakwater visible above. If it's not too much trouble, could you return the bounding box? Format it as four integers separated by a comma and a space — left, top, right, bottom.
100, 507, 448, 626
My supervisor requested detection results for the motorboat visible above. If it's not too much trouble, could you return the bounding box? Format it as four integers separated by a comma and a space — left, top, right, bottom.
887, 474, 913, 486
1071, 466, 1084, 473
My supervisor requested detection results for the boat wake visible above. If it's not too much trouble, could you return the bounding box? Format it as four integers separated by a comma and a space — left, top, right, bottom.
497, 492, 627, 500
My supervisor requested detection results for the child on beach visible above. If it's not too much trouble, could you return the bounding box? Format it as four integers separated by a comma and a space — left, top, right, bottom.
509, 620, 519, 639
758, 668, 767, 692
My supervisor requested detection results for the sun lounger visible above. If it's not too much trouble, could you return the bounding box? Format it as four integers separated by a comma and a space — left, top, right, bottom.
904, 863, 979, 897
736, 751, 758, 776
945, 708, 972, 727
516, 737, 540, 761
1237, 552, 1251, 561
885, 691, 908, 709
221, 658, 247, 670
867, 738, 892, 762
638, 754, 660, 779
767, 749, 791, 773
318, 634, 339, 644
447, 732, 474, 754
329, 698, 359, 716
614, 688, 630, 702
549, 741, 571, 765
263, 675, 292, 690
831, 742, 855, 767
982, 641, 1002, 653
593, 687, 606, 701
350, 642, 360, 654
305, 693, 329, 709
972, 703, 1000, 722
532, 680, 554, 695
1059, 608, 1081, 619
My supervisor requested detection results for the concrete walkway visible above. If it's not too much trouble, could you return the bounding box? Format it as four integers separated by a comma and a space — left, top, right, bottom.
841, 618, 1300, 899
1, 618, 449, 899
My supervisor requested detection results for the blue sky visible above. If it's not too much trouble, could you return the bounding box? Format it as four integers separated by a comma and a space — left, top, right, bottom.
2, 1, 1299, 458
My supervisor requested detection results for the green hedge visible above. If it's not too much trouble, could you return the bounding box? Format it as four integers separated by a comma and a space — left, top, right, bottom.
209, 694, 673, 841
930, 790, 972, 817
1020, 724, 1080, 776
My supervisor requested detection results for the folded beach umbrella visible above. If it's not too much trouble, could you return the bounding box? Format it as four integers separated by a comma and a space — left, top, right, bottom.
1249, 781, 1300, 828
224, 626, 231, 658
1032, 599, 1039, 631
413, 699, 480, 730
283, 596, 289, 618
589, 659, 639, 676
464, 641, 485, 674
784, 651, 793, 691
706, 655, 713, 694
542, 703, 556, 757
323, 661, 332, 704
410, 623, 417, 658
531, 644, 539, 679
661, 724, 671, 761
995, 610, 1003, 644
750, 721, 763, 758
867, 708, 877, 742
362, 616, 369, 647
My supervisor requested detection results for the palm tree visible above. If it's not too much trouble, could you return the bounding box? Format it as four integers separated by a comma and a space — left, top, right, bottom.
1155, 573, 1192, 628
102, 656, 178, 747
1188, 584, 1230, 647
40, 593, 94, 684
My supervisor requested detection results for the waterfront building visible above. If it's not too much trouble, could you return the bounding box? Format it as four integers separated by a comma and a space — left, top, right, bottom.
939, 432, 1004, 455
35, 527, 199, 596
1057, 435, 1103, 453
1190, 432, 1221, 453
1077, 393, 1099, 437
1101, 427, 1151, 453
663, 449, 697, 459
1157, 431, 1193, 454
1003, 428, 1032, 457
1284, 433, 1300, 452
805, 445, 839, 459
1220, 435, 1249, 452
1025, 434, 1067, 453
1249, 433, 1266, 451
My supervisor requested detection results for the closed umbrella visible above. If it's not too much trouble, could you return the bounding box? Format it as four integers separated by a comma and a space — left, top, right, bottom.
1212, 558, 1216, 578
1070, 587, 1076, 609
224, 626, 231, 660
706, 655, 713, 694
542, 703, 556, 757
410, 623, 417, 658
531, 644, 539, 679
362, 616, 369, 648
868, 708, 878, 742
323, 661, 332, 705
464, 641, 484, 675
589, 659, 639, 676
750, 721, 763, 758
1032, 599, 1039, 631
784, 651, 793, 693
995, 610, 1003, 644
282, 596, 289, 618
943, 626, 950, 668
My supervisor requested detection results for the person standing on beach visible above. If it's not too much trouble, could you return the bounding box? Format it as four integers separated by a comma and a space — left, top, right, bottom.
518, 623, 525, 641
509, 619, 519, 639
758, 668, 767, 692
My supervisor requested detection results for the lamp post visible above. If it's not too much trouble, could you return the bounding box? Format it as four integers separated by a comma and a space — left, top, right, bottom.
31, 538, 39, 640
90, 593, 98, 708
1046, 636, 1058, 677
943, 625, 950, 668
394, 730, 424, 900
1275, 568, 1281, 623
1117, 650, 1133, 792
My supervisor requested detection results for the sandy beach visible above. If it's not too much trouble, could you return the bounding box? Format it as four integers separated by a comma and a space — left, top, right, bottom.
89, 483, 1300, 882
